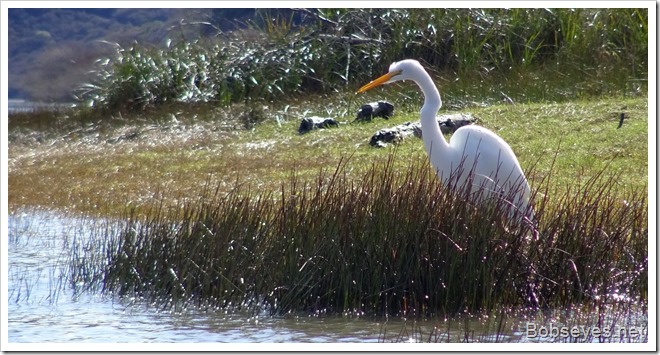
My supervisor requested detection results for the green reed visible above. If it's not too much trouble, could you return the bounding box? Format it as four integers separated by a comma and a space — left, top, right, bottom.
69, 153, 646, 318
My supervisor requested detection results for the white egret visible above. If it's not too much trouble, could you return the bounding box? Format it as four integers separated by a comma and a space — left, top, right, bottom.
358, 59, 533, 220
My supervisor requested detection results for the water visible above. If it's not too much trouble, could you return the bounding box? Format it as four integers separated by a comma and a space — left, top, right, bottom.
5, 210, 649, 348
4, 210, 418, 345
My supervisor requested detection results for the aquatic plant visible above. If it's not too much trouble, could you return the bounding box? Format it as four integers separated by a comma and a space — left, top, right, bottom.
68, 154, 647, 319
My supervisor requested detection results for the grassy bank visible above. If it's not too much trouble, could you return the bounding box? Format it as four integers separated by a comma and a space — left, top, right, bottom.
8, 95, 648, 216
11, 93, 648, 319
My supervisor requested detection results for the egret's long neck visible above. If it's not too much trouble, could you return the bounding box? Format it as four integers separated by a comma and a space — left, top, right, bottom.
415, 71, 447, 154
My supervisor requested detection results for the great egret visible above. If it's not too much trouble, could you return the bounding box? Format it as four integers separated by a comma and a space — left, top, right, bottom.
357, 59, 533, 220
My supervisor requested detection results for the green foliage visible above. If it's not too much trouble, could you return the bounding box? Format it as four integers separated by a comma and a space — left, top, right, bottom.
77, 8, 648, 115
78, 41, 220, 111
8, 8, 178, 100
78, 32, 314, 111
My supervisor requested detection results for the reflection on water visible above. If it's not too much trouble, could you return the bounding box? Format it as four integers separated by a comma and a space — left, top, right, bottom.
6, 210, 402, 343
6, 210, 648, 345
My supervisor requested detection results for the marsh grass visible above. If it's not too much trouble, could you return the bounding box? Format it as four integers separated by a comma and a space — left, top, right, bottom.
66, 150, 646, 321
73, 8, 646, 116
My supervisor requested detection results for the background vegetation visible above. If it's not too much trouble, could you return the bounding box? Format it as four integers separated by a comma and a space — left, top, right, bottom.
76, 8, 647, 114
8, 8, 257, 100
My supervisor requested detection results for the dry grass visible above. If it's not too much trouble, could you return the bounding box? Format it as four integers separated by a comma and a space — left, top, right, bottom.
8, 95, 648, 218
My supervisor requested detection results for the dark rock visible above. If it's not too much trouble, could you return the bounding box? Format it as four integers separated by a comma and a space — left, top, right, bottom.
437, 113, 476, 135
369, 122, 418, 147
298, 116, 339, 134
355, 101, 395, 121
369, 113, 477, 147
356, 104, 373, 120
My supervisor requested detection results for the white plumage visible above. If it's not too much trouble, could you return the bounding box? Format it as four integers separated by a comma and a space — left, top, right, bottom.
358, 59, 533, 220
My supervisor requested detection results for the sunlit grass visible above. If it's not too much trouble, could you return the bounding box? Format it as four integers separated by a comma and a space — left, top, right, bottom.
8, 94, 647, 217
63, 145, 645, 319
75, 9, 646, 114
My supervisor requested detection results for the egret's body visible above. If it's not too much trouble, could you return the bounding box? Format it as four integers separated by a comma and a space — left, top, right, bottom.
358, 59, 533, 219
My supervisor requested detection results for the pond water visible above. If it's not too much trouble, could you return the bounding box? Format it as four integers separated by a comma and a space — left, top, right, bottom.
5, 210, 649, 349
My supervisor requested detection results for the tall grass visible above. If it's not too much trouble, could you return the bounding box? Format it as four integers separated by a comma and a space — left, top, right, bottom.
68, 153, 647, 318
76, 8, 647, 115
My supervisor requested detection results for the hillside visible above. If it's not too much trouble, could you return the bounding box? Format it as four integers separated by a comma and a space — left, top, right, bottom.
7, 8, 258, 101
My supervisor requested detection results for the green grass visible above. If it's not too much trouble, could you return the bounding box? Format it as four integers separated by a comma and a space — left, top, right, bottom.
63, 132, 646, 318
9, 94, 647, 216
74, 8, 646, 114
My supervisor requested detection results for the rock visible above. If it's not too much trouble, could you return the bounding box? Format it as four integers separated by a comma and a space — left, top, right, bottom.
355, 101, 395, 122
298, 116, 339, 134
437, 113, 476, 135
369, 121, 418, 147
369, 113, 477, 147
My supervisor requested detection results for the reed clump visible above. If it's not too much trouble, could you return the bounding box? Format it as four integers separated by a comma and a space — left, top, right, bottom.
70, 154, 647, 318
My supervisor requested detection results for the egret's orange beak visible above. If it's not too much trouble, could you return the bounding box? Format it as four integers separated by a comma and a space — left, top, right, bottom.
356, 70, 401, 93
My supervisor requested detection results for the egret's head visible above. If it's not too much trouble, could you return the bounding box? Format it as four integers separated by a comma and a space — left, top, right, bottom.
357, 59, 424, 93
